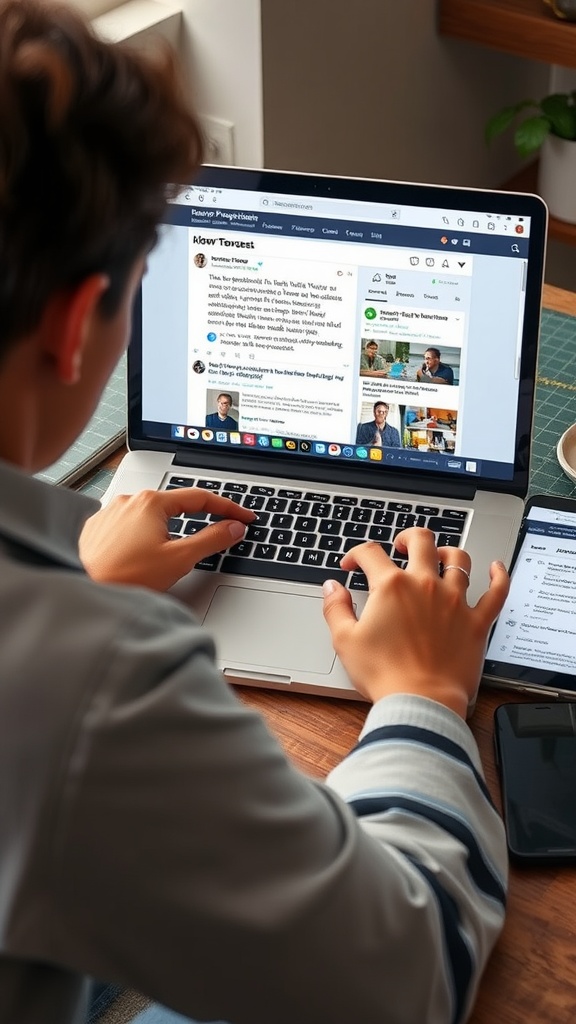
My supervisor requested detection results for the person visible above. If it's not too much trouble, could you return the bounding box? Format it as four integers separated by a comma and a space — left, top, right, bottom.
416, 347, 454, 385
205, 392, 238, 430
359, 339, 388, 377
0, 3, 510, 1024
355, 401, 402, 447
193, 252, 207, 268
192, 359, 205, 374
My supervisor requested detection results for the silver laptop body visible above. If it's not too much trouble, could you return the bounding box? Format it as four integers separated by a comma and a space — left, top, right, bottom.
103, 166, 547, 698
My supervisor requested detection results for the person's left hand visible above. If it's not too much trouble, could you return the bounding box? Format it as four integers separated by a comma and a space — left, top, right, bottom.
79, 488, 256, 591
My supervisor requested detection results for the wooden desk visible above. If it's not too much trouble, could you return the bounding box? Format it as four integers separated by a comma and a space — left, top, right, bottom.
96, 284, 576, 1022
234, 283, 576, 1024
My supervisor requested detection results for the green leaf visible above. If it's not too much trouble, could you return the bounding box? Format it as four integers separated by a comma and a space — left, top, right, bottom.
541, 93, 576, 139
514, 116, 551, 157
485, 101, 539, 145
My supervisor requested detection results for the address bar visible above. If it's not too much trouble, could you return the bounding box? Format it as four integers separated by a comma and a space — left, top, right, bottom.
259, 195, 401, 222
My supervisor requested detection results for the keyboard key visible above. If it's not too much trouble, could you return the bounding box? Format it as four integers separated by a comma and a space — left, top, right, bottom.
349, 573, 368, 591
319, 520, 341, 535
222, 491, 242, 504
195, 555, 221, 571
334, 495, 358, 506
169, 476, 195, 488
305, 492, 330, 501
389, 501, 413, 513
220, 556, 348, 587
266, 497, 288, 513
441, 509, 468, 520
373, 510, 394, 526
351, 508, 372, 524
343, 537, 365, 552
395, 513, 426, 530
254, 543, 277, 560
288, 500, 310, 515
251, 485, 275, 496
224, 481, 248, 492
197, 480, 221, 491
229, 540, 253, 557
278, 546, 301, 562
311, 502, 331, 517
319, 536, 342, 551
168, 517, 183, 533
325, 552, 343, 570
360, 498, 386, 509
183, 521, 209, 536
295, 532, 317, 548
415, 505, 439, 516
427, 517, 465, 535
437, 533, 461, 547
302, 549, 325, 566
242, 495, 265, 511
245, 524, 269, 542
295, 516, 318, 531
332, 505, 351, 521
271, 513, 294, 529
270, 529, 293, 545
343, 523, 368, 538
278, 489, 303, 498
368, 525, 391, 542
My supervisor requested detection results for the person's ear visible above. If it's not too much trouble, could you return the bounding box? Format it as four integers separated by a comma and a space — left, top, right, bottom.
43, 274, 110, 385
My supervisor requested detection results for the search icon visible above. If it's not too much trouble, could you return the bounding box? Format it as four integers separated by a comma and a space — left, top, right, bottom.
511, 243, 520, 253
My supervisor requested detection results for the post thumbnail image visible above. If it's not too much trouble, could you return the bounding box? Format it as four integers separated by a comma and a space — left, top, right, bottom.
359, 339, 459, 386
403, 407, 458, 452
355, 401, 457, 453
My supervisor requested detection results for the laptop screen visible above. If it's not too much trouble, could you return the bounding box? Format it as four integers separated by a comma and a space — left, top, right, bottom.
129, 166, 546, 494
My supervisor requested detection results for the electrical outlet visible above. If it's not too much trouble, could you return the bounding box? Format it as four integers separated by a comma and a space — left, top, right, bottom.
200, 116, 235, 166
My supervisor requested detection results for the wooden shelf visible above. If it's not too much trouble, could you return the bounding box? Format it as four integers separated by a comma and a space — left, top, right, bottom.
438, 0, 576, 68
502, 160, 576, 243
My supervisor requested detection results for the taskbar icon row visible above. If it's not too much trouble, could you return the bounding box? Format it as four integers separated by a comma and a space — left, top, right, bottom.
170, 425, 385, 461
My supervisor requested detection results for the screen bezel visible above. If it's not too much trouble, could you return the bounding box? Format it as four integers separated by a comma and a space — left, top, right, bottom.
127, 165, 547, 500
483, 493, 576, 697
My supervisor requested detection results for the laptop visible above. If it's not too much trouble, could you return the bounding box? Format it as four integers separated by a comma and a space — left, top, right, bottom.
103, 165, 547, 698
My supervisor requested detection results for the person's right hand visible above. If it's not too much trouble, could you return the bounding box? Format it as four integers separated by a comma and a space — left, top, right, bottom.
322, 528, 509, 719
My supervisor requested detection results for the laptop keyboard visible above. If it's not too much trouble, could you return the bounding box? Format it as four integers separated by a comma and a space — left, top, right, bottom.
165, 476, 468, 590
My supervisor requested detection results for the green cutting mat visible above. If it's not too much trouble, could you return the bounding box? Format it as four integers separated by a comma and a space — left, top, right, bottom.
530, 308, 576, 498
79, 310, 576, 502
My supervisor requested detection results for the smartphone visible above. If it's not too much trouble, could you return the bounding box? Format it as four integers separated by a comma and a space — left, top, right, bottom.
483, 493, 576, 699
494, 702, 576, 863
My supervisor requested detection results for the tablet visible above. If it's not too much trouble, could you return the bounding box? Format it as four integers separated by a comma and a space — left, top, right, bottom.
483, 493, 576, 699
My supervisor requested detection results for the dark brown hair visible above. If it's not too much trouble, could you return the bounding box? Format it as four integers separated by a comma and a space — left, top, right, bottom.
0, 0, 203, 354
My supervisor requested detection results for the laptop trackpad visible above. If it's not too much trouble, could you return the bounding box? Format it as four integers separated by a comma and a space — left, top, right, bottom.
203, 586, 336, 674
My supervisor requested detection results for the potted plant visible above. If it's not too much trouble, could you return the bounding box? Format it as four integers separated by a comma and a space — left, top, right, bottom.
486, 91, 576, 223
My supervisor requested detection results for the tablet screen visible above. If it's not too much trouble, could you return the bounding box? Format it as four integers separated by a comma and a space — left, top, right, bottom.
484, 497, 576, 696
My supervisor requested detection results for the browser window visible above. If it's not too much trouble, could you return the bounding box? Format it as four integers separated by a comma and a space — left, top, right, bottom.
139, 182, 531, 483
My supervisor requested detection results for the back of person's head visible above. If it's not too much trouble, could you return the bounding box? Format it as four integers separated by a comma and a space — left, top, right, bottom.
0, 0, 203, 358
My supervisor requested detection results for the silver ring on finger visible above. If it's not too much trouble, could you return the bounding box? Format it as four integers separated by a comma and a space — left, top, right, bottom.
442, 564, 470, 585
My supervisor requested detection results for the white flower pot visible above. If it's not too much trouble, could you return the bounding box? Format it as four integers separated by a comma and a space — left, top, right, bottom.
538, 134, 576, 224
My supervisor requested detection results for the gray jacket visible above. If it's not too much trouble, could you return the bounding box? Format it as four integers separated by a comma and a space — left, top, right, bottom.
0, 459, 507, 1024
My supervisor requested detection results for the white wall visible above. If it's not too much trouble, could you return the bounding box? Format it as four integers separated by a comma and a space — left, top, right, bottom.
261, 1, 549, 189
178, 0, 264, 168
